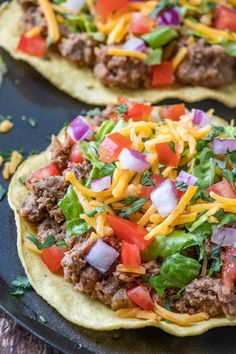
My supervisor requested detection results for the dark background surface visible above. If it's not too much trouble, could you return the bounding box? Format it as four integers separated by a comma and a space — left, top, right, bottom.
1, 39, 236, 353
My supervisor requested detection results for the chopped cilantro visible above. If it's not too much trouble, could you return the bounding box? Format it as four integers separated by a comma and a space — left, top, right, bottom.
85, 206, 106, 217
114, 104, 128, 115
222, 169, 235, 190
38, 315, 47, 324
175, 181, 188, 192
27, 234, 56, 250
168, 141, 176, 153
11, 276, 32, 297
150, 0, 171, 19
21, 116, 38, 128
118, 197, 148, 218
140, 170, 155, 186
18, 176, 25, 185
0, 114, 12, 122
46, 36, 52, 47
208, 243, 223, 276
0, 184, 6, 201
28, 149, 39, 156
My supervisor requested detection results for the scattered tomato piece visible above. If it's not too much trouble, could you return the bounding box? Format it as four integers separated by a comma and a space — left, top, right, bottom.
127, 285, 154, 311
99, 132, 132, 163
68, 144, 85, 163
156, 142, 180, 168
30, 163, 60, 180
159, 104, 185, 121
118, 96, 153, 122
208, 179, 236, 199
130, 13, 154, 35
121, 241, 141, 266
222, 247, 236, 293
17, 32, 47, 57
151, 61, 174, 87
214, 5, 236, 32
96, 0, 128, 19
41, 245, 68, 273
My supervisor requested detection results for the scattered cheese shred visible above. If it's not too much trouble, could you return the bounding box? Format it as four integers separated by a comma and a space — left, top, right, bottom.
138, 204, 156, 226
116, 264, 146, 274
154, 304, 209, 326
0, 120, 13, 133
172, 213, 197, 225
145, 186, 198, 239
209, 191, 236, 206
38, 0, 60, 43
25, 27, 41, 38
108, 47, 147, 60
172, 47, 188, 71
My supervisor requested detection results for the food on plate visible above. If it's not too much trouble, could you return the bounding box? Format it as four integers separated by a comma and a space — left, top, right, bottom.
1, 1, 236, 105
8, 98, 236, 335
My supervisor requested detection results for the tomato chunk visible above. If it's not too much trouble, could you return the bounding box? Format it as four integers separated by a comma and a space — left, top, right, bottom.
127, 285, 154, 311
121, 241, 141, 266
106, 215, 150, 250
151, 61, 174, 87
17, 32, 47, 57
96, 0, 128, 19
208, 179, 236, 199
222, 247, 236, 293
159, 104, 186, 121
117, 97, 153, 122
31, 163, 60, 180
214, 5, 236, 32
41, 245, 68, 273
68, 144, 85, 163
130, 13, 154, 35
156, 142, 180, 168
99, 132, 132, 163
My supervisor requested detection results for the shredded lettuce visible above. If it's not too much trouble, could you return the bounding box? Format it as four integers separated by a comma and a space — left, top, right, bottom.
144, 48, 163, 65
95, 120, 116, 142
148, 253, 201, 296
58, 186, 89, 236
193, 147, 215, 189
142, 27, 178, 48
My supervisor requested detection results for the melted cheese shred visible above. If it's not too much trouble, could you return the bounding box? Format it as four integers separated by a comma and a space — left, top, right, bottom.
38, 0, 60, 43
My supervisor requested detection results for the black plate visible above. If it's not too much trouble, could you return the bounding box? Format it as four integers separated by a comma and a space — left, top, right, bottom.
1, 42, 236, 354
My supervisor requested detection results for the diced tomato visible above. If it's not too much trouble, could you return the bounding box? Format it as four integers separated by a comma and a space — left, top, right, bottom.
222, 247, 236, 293
106, 215, 151, 250
156, 142, 180, 168
99, 132, 132, 163
121, 241, 141, 266
151, 61, 174, 87
130, 13, 154, 35
150, 174, 165, 186
41, 245, 68, 273
173, 184, 184, 199
31, 163, 60, 180
117, 97, 153, 122
140, 174, 165, 199
208, 179, 236, 199
96, 0, 129, 19
127, 285, 154, 311
159, 104, 186, 121
214, 5, 236, 32
17, 32, 47, 58
68, 144, 85, 163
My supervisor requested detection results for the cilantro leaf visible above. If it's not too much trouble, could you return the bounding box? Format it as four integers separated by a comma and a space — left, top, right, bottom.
26, 234, 56, 250
86, 206, 106, 217
11, 276, 31, 297
150, 0, 171, 19
208, 243, 223, 276
175, 181, 188, 192
168, 141, 176, 153
222, 169, 235, 190
141, 170, 155, 186
114, 104, 128, 115
118, 197, 148, 218
21, 116, 38, 128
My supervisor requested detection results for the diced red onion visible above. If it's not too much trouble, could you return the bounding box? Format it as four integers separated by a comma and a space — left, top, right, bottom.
193, 109, 211, 127
118, 148, 150, 172
211, 138, 236, 155
64, 0, 86, 12
176, 170, 198, 186
91, 176, 111, 192
85, 239, 119, 273
67, 116, 93, 143
211, 227, 236, 246
123, 37, 146, 52
151, 179, 178, 217
157, 7, 180, 27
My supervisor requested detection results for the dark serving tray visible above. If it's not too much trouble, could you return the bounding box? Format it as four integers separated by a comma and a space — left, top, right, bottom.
1, 42, 236, 354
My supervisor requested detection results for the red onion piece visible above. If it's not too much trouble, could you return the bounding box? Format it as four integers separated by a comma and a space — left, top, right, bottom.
157, 7, 180, 27
91, 176, 111, 192
118, 148, 150, 172
211, 138, 236, 155
64, 0, 86, 12
211, 227, 236, 246
123, 37, 146, 52
85, 239, 119, 273
176, 170, 198, 186
67, 116, 93, 143
151, 179, 178, 217
193, 109, 211, 127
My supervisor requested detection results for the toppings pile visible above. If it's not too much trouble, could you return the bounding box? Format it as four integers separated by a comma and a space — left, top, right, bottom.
17, 0, 236, 89
20, 98, 236, 326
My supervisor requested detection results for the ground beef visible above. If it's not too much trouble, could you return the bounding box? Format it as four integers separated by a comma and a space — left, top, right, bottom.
91, 278, 121, 306
113, 269, 140, 283
91, 104, 115, 126
64, 161, 92, 180
143, 260, 161, 276
20, 194, 46, 223
175, 39, 235, 87
173, 277, 236, 318
75, 266, 101, 294
50, 135, 69, 171
18, 0, 47, 35
62, 238, 95, 282
37, 218, 66, 242
111, 288, 135, 310
94, 46, 151, 89
58, 33, 96, 66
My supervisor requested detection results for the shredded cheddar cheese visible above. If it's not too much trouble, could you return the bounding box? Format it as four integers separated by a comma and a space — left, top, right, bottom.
38, 0, 60, 43
108, 47, 147, 60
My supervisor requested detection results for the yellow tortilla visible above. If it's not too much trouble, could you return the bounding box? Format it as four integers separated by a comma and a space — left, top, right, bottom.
8, 117, 236, 336
1, 1, 236, 106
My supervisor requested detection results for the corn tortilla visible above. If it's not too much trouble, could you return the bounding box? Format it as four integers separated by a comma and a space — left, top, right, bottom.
7, 117, 236, 336
1, 1, 236, 107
